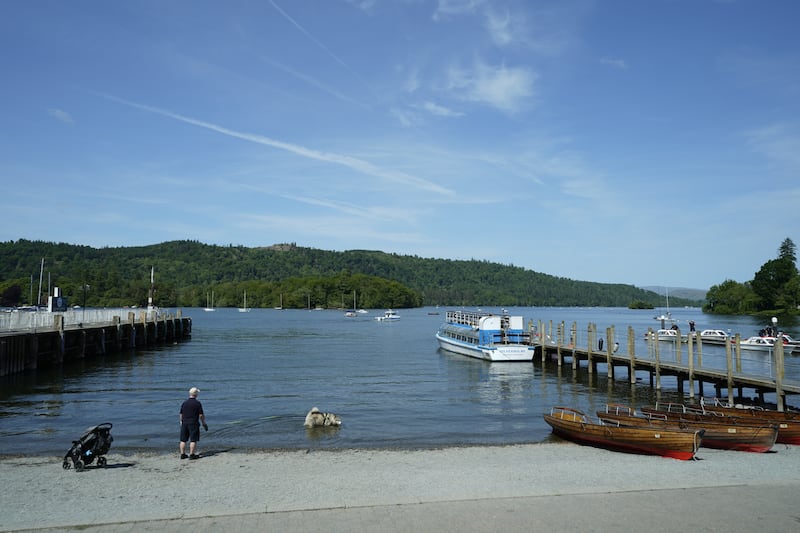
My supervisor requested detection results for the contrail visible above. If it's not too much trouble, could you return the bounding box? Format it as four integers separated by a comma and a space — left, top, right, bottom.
100, 93, 453, 196
268, 0, 374, 94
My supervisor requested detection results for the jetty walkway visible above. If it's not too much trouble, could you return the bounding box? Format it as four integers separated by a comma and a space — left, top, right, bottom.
0, 308, 191, 377
531, 320, 800, 410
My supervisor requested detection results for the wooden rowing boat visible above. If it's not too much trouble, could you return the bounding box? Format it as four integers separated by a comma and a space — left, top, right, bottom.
692, 398, 800, 422
543, 406, 702, 460
597, 404, 777, 453
640, 402, 800, 445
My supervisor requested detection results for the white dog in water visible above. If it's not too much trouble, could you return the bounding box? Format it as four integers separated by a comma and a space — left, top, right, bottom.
304, 407, 342, 428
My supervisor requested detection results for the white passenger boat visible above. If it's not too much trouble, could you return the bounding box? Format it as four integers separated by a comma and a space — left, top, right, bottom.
739, 336, 794, 355
698, 329, 728, 344
375, 309, 400, 321
435, 310, 535, 362
645, 328, 687, 343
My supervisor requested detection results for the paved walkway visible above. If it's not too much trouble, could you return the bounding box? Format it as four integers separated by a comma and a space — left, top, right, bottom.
30, 483, 800, 532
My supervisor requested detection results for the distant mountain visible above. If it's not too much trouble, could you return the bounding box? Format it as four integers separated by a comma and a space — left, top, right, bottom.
640, 286, 708, 303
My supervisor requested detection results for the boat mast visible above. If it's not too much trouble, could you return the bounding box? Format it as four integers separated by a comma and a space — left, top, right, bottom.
37, 258, 44, 307
147, 266, 155, 310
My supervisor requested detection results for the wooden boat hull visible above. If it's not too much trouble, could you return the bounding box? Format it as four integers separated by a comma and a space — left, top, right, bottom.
544, 407, 702, 460
597, 409, 777, 453
690, 400, 800, 422
641, 403, 800, 445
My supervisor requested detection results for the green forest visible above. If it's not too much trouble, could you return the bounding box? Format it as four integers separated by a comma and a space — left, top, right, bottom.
1, 239, 700, 310
704, 238, 800, 316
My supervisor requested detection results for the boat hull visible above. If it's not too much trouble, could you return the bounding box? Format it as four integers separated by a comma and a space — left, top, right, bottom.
543, 407, 701, 460
641, 403, 800, 445
597, 408, 777, 453
436, 333, 534, 362
690, 400, 800, 421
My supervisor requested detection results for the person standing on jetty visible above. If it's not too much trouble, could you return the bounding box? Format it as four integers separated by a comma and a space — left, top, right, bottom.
179, 387, 207, 460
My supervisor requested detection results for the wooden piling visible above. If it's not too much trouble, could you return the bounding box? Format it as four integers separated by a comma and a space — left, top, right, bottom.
606, 326, 614, 380
725, 337, 734, 404
571, 322, 578, 371
775, 340, 785, 411
627, 326, 636, 384
687, 332, 695, 399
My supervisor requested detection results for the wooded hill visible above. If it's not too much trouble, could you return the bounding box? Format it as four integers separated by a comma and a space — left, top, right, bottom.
0, 240, 701, 309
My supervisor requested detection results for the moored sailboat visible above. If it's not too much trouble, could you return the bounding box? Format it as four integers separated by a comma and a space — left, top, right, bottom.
204, 291, 215, 312
238, 290, 250, 313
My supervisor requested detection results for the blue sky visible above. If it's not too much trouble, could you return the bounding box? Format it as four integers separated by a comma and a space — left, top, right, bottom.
1, 1, 798, 290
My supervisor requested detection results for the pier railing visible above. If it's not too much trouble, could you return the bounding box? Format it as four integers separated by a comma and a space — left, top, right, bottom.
0, 308, 165, 332
1, 308, 191, 377
534, 319, 800, 409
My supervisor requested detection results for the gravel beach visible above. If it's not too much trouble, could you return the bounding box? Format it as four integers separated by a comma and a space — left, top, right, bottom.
2, 442, 799, 532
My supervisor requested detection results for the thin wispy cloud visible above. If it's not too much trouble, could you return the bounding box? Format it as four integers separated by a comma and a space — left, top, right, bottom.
485, 8, 514, 46
47, 108, 73, 123
446, 61, 536, 112
390, 107, 416, 127
600, 57, 629, 69
420, 101, 463, 117
433, 0, 486, 21
99, 93, 454, 196
281, 194, 418, 223
744, 123, 800, 172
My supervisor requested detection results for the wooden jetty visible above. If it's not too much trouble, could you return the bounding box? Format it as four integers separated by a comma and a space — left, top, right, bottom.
529, 320, 799, 412
0, 309, 191, 377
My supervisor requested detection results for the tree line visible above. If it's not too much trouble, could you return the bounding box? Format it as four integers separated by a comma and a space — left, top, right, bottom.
704, 238, 799, 316
0, 239, 700, 309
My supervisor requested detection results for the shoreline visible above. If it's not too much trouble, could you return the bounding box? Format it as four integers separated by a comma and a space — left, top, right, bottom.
2, 442, 799, 531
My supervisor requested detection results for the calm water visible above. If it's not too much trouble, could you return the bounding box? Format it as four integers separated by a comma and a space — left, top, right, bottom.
0, 307, 796, 456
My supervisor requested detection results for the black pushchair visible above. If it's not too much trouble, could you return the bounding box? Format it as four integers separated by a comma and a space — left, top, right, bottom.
62, 422, 113, 471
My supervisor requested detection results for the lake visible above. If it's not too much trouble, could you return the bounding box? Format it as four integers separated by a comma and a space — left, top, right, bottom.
0, 306, 796, 456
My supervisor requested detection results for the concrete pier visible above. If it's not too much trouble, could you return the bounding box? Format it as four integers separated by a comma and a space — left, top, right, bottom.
0, 309, 191, 377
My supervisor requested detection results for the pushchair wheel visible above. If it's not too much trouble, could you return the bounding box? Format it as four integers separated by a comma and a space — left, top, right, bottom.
74, 460, 84, 472
97, 457, 107, 467
62, 459, 71, 470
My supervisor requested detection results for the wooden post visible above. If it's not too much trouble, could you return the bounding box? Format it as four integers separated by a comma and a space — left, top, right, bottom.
687, 332, 695, 399
128, 312, 136, 348
628, 326, 636, 384
556, 321, 563, 367
571, 322, 578, 371
735, 334, 742, 373
726, 336, 735, 405
775, 340, 785, 411
675, 327, 682, 364
56, 314, 65, 363
654, 329, 661, 390
539, 320, 546, 363
606, 326, 614, 380
696, 333, 703, 367
587, 323, 594, 375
